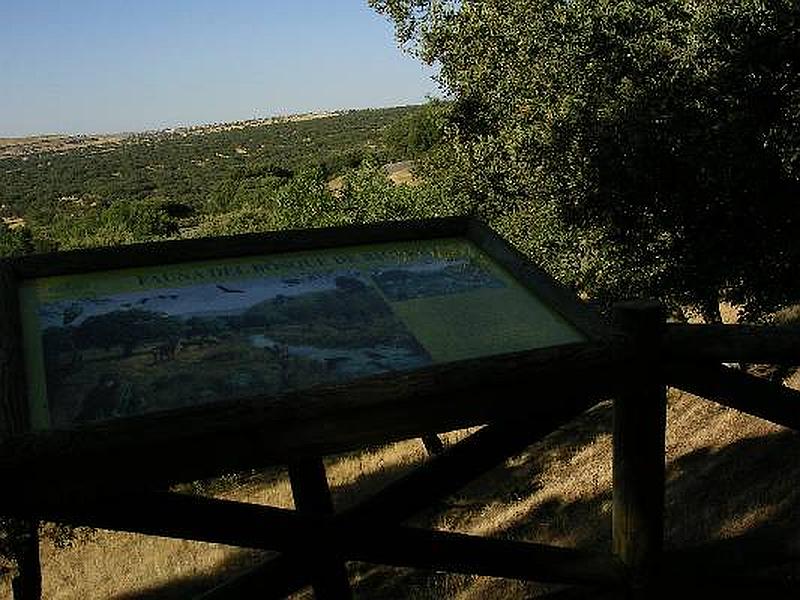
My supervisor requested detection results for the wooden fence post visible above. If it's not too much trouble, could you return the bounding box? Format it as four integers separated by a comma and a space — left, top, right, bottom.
421, 434, 445, 455
288, 457, 353, 600
612, 301, 666, 598
10, 520, 41, 600
2, 266, 42, 600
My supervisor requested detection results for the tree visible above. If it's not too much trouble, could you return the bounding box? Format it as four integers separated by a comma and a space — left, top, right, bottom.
371, 0, 800, 321
47, 197, 179, 250
382, 100, 448, 158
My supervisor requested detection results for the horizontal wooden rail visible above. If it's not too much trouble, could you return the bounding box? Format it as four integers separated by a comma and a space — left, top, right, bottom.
367, 527, 624, 587
196, 554, 302, 600
657, 573, 800, 598
341, 410, 606, 523
666, 363, 800, 431
533, 587, 620, 600
201, 403, 607, 598
0, 340, 629, 509
663, 524, 800, 575
663, 324, 800, 364
17, 491, 624, 588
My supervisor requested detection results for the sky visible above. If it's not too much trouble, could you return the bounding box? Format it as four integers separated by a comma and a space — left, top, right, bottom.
0, 0, 439, 137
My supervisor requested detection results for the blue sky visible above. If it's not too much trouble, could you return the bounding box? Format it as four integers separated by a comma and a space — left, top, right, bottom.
0, 1, 438, 137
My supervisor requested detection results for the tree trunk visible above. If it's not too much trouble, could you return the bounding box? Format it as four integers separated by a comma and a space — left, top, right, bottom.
699, 296, 723, 324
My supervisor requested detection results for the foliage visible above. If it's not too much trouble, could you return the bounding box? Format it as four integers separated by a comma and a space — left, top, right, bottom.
191, 157, 465, 239
45, 197, 179, 250
339, 162, 418, 222
372, 0, 800, 320
1, 107, 444, 253
382, 100, 448, 158
0, 222, 34, 258
0, 107, 417, 228
242, 281, 406, 348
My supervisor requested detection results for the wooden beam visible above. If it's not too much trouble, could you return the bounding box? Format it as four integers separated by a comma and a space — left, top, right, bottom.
532, 586, 622, 599
663, 575, 800, 595
663, 525, 800, 578
288, 458, 352, 599
19, 492, 624, 587
0, 264, 27, 442
612, 302, 667, 597
10, 520, 41, 600
23, 492, 315, 548
201, 408, 605, 598
421, 434, 445, 455
196, 554, 305, 600
342, 410, 604, 524
0, 341, 628, 512
1, 266, 41, 600
657, 571, 800, 598
666, 363, 800, 432
347, 527, 625, 587
663, 323, 800, 365
0, 353, 618, 599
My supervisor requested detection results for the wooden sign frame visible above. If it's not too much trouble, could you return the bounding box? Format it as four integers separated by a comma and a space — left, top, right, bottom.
0, 217, 617, 509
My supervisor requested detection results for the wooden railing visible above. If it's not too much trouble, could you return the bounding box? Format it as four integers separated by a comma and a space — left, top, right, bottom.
6, 301, 800, 599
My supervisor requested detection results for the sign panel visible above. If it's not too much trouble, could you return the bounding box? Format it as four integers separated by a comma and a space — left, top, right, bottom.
18, 237, 585, 430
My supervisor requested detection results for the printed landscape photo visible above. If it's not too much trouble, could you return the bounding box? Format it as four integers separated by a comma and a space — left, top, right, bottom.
371, 258, 505, 301
34, 256, 505, 428
36, 256, 505, 428
38, 269, 435, 428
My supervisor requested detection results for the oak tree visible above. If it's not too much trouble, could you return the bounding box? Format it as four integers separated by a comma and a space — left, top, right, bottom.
372, 0, 800, 320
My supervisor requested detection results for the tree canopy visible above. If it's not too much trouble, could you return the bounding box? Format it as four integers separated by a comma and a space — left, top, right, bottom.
382, 100, 448, 158
371, 0, 800, 321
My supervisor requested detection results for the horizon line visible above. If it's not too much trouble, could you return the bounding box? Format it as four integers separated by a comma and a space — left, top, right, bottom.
0, 100, 434, 141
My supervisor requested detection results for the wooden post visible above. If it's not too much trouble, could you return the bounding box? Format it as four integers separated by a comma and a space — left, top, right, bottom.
612, 301, 666, 597
421, 434, 445, 455
1, 265, 41, 600
288, 457, 352, 600
10, 520, 41, 600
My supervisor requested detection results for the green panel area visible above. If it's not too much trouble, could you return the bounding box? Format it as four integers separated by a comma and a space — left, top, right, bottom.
18, 237, 588, 431
391, 286, 585, 363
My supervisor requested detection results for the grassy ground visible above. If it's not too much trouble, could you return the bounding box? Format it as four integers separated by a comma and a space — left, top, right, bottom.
2, 372, 800, 599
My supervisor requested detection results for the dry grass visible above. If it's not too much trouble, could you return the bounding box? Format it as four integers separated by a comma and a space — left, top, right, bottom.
384, 161, 416, 186
2, 374, 800, 599
0, 135, 128, 159
0, 217, 26, 230
327, 161, 417, 194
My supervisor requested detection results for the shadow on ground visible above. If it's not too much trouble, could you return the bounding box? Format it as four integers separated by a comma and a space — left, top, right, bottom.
91, 391, 800, 599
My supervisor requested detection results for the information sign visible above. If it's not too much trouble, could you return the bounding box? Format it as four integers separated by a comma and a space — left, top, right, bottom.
18, 237, 585, 430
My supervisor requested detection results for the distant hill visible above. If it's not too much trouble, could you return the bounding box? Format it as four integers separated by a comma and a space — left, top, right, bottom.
0, 105, 421, 224
0, 112, 343, 160
0, 134, 129, 159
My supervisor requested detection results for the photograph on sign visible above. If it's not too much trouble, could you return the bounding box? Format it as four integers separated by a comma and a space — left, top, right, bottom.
18, 239, 585, 430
